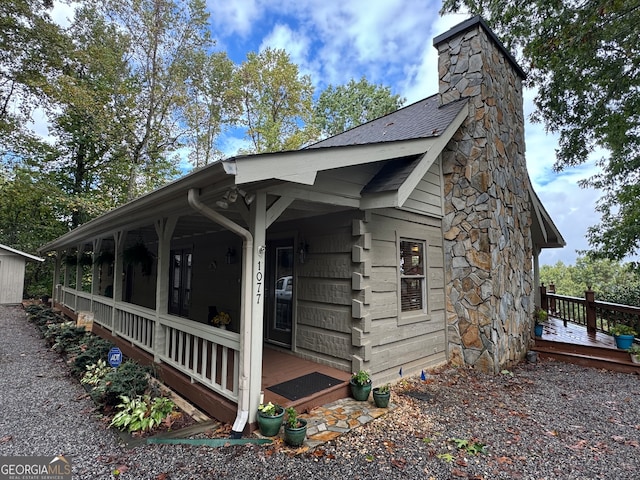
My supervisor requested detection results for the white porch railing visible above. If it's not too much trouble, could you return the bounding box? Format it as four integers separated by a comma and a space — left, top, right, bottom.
56, 286, 240, 402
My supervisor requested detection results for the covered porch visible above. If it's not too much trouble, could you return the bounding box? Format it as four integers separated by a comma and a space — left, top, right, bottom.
54, 290, 351, 425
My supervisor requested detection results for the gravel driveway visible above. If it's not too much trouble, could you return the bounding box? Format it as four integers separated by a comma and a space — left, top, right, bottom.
1, 304, 639, 479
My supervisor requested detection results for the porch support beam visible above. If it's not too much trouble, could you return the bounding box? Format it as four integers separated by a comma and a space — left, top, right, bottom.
154, 216, 178, 361
52, 250, 61, 303
248, 191, 267, 427
91, 238, 103, 296
112, 231, 126, 334
266, 196, 294, 228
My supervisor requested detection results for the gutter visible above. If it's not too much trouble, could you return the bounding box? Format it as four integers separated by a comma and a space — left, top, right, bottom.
187, 188, 253, 438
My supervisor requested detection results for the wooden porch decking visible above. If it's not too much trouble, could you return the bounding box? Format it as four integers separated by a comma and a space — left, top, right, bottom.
261, 347, 352, 413
534, 317, 640, 374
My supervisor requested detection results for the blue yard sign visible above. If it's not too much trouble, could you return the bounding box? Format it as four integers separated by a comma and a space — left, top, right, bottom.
108, 347, 123, 368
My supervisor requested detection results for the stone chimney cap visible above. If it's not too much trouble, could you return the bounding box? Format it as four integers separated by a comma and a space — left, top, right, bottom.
433, 15, 526, 80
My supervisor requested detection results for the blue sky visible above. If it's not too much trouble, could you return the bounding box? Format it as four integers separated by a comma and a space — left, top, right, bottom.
51, 0, 605, 266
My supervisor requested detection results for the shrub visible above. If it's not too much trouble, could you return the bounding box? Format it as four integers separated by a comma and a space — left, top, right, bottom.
93, 360, 151, 408
44, 322, 89, 354
26, 305, 65, 335
68, 336, 114, 378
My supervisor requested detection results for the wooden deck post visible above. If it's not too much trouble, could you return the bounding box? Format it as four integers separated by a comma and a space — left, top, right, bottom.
585, 289, 596, 335
548, 283, 556, 315
540, 284, 548, 311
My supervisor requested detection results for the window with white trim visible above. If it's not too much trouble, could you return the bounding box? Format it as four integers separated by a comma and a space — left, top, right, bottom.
399, 239, 426, 313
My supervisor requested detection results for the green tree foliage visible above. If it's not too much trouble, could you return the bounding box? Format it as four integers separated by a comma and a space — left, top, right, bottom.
0, 0, 63, 137
313, 77, 405, 138
540, 257, 639, 305
182, 50, 237, 168
98, 0, 212, 199
441, 1, 640, 261
43, 5, 136, 225
232, 47, 316, 153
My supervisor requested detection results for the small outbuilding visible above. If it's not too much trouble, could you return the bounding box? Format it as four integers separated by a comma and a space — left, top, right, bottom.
0, 244, 44, 304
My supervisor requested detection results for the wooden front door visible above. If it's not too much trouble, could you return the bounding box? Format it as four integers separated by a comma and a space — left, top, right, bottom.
264, 239, 294, 347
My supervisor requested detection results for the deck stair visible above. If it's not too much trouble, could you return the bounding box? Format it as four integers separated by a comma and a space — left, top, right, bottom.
534, 338, 640, 374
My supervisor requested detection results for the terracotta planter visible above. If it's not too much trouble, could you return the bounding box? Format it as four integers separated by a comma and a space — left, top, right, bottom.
350, 379, 372, 401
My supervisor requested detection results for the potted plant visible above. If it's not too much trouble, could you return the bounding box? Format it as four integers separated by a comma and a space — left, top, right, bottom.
372, 383, 391, 408
256, 401, 284, 437
627, 344, 640, 364
610, 323, 637, 350
350, 370, 372, 401
210, 311, 231, 330
533, 307, 548, 337
283, 407, 307, 447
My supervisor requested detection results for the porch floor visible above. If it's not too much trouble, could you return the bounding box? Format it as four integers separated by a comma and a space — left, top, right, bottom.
261, 347, 352, 413
537, 316, 618, 348
534, 317, 640, 374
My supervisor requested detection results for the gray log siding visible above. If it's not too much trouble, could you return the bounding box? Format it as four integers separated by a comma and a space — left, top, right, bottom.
294, 220, 355, 372
365, 210, 446, 384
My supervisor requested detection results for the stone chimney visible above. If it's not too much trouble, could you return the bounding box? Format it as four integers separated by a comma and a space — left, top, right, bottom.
433, 17, 534, 373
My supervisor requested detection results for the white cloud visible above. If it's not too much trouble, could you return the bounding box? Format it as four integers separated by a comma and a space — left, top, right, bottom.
207, 0, 263, 37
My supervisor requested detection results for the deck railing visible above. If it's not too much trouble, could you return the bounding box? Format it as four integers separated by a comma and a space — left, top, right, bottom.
55, 286, 240, 402
541, 285, 640, 335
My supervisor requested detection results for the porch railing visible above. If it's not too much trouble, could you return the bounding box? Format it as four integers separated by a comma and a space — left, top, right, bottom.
56, 286, 240, 402
540, 285, 640, 335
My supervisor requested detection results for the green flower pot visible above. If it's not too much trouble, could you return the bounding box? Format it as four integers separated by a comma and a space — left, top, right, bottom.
372, 387, 390, 408
257, 408, 284, 437
350, 379, 372, 401
284, 419, 307, 447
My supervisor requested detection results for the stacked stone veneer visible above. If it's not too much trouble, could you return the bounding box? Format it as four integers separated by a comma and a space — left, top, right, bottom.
435, 19, 534, 373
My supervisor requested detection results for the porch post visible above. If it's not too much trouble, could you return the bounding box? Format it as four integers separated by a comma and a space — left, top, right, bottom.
112, 231, 126, 334
585, 289, 596, 335
91, 239, 103, 296
154, 217, 177, 361
75, 244, 83, 311
248, 192, 267, 425
52, 250, 61, 304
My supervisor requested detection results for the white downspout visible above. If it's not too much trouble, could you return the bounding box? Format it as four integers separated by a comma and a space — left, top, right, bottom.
187, 188, 253, 437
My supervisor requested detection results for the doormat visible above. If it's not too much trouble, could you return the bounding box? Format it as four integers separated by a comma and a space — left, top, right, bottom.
267, 372, 344, 401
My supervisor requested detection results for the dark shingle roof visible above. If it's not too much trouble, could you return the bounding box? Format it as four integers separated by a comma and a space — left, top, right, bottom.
360, 154, 423, 194
307, 94, 468, 149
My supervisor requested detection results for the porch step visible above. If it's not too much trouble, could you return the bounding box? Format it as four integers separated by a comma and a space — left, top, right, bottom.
534, 339, 640, 374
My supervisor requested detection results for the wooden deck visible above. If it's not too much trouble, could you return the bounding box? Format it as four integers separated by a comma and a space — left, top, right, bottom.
534, 317, 640, 374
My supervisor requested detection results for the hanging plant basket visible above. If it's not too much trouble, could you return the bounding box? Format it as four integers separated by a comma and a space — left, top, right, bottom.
95, 251, 115, 266
123, 242, 154, 276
